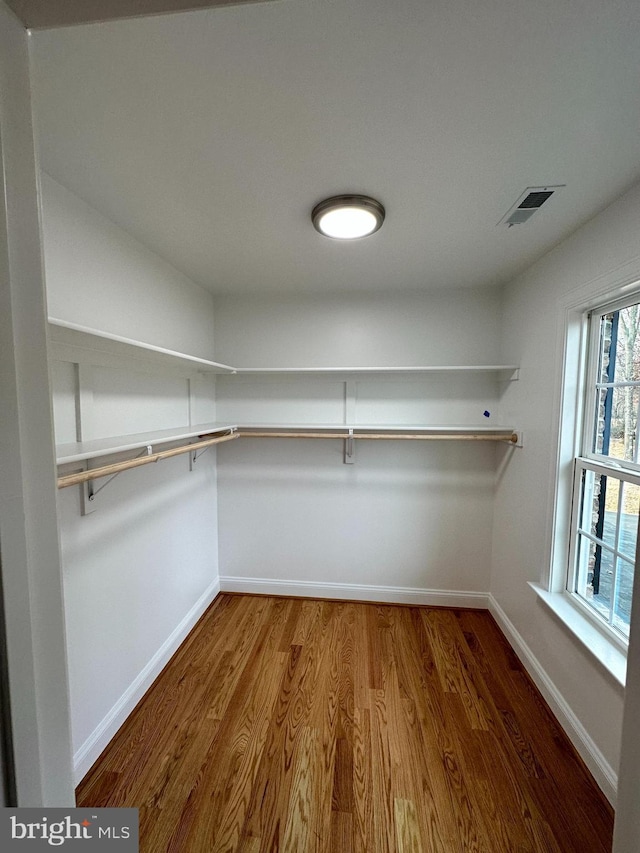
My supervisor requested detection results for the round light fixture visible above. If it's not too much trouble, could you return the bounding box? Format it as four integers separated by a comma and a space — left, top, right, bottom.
312, 195, 385, 239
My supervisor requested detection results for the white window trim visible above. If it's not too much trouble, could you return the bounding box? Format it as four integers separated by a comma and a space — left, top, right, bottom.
543, 264, 640, 682
529, 582, 627, 686
566, 298, 640, 645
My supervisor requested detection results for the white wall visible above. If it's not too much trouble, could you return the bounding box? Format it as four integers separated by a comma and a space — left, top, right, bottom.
0, 1, 74, 805
214, 290, 506, 600
42, 178, 221, 781
214, 289, 502, 367
216, 436, 497, 597
493, 179, 640, 801
41, 173, 217, 360
57, 452, 219, 775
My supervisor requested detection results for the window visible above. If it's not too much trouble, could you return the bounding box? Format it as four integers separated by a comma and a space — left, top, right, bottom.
567, 296, 640, 642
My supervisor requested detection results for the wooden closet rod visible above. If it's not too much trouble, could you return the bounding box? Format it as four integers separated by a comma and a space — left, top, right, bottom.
239, 430, 518, 442
57, 431, 239, 489
57, 428, 518, 490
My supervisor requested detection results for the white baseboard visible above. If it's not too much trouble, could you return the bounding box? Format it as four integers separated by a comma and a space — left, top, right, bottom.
488, 593, 618, 806
219, 576, 489, 609
73, 577, 221, 784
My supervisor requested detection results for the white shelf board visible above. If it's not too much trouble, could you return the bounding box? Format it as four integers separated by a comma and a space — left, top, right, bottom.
48, 318, 236, 374
57, 421, 518, 465
233, 365, 519, 379
237, 422, 516, 434
46, 323, 519, 381
56, 423, 237, 465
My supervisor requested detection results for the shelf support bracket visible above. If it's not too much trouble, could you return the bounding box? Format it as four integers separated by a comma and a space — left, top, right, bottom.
82, 445, 153, 514
190, 427, 238, 469
344, 428, 355, 464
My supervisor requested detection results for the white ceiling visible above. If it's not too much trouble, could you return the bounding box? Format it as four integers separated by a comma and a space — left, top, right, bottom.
29, 0, 640, 295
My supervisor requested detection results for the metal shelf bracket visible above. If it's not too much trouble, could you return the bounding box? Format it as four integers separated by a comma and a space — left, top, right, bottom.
344, 428, 355, 464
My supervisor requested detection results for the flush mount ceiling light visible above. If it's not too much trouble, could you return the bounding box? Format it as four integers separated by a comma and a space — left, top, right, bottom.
312, 195, 385, 239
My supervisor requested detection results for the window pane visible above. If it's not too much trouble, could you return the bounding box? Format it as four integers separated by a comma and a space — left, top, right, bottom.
578, 469, 617, 551
572, 463, 636, 638
575, 531, 612, 622
613, 558, 633, 637
592, 303, 640, 463
618, 480, 639, 561
593, 386, 639, 461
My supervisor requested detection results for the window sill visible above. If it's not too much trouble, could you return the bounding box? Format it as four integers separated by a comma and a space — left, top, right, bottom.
529, 582, 627, 687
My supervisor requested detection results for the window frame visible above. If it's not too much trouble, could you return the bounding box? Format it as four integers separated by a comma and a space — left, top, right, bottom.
565, 292, 640, 648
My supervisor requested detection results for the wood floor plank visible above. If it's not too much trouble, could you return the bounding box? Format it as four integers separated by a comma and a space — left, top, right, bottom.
394, 798, 422, 853
199, 651, 289, 852
281, 725, 321, 853
352, 705, 373, 853
236, 641, 304, 849
141, 600, 280, 851
76, 595, 614, 852
456, 610, 614, 853
371, 686, 397, 853
174, 608, 293, 851
421, 609, 491, 732
354, 604, 372, 711
401, 610, 482, 850
331, 809, 353, 853
152, 626, 276, 850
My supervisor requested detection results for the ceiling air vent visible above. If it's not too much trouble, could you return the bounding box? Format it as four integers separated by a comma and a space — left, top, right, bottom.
498, 185, 565, 227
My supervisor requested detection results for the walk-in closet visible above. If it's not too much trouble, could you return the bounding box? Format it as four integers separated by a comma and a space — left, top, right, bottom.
2, 1, 640, 850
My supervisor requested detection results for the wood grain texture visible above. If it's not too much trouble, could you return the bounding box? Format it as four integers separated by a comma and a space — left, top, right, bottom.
77, 595, 614, 852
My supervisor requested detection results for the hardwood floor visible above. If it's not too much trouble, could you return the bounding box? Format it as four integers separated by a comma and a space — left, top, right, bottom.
77, 595, 614, 852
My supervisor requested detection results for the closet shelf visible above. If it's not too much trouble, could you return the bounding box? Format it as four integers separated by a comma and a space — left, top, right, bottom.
47, 321, 519, 381
48, 318, 236, 374
237, 423, 514, 433
233, 365, 519, 379
56, 423, 236, 465
57, 422, 519, 467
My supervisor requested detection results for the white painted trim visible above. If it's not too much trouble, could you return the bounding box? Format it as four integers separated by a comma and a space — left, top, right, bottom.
0, 6, 75, 805
219, 576, 489, 609
488, 594, 618, 806
73, 578, 221, 784
544, 265, 640, 595
529, 583, 627, 686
